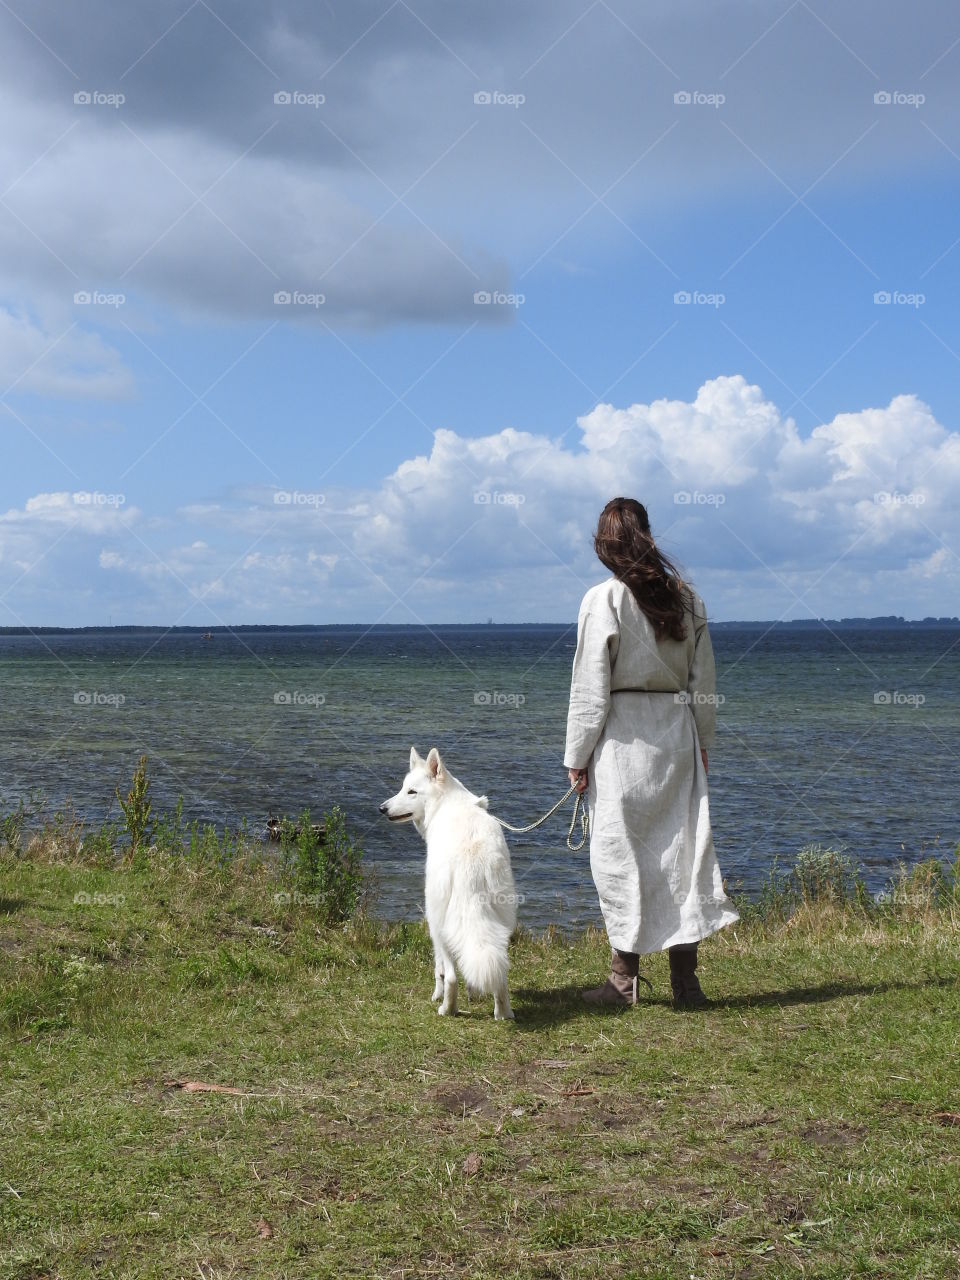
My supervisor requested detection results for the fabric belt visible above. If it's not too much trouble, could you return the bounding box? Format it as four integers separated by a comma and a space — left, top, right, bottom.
611, 688, 682, 695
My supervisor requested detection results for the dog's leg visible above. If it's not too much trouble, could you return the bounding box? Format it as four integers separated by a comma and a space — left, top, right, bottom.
439, 975, 458, 1016
425, 918, 444, 1002
493, 981, 514, 1021
436, 942, 458, 1017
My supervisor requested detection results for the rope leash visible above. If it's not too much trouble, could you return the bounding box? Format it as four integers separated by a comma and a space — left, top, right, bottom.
492, 783, 653, 995
492, 782, 589, 851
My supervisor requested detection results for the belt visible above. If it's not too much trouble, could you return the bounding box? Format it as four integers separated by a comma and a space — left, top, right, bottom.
611, 687, 681, 695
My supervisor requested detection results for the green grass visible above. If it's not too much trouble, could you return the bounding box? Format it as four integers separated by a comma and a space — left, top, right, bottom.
1, 847, 959, 1279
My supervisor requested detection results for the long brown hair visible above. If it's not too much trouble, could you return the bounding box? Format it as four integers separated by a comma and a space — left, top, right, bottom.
594, 497, 689, 641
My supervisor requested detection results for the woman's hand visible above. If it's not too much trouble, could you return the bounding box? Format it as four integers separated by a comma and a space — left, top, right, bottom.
701, 749, 708, 774
568, 768, 589, 794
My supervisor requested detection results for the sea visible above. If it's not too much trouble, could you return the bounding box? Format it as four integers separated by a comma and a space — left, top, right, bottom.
1, 623, 957, 930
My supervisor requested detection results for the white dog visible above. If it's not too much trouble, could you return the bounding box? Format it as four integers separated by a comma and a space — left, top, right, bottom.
379, 747, 516, 1020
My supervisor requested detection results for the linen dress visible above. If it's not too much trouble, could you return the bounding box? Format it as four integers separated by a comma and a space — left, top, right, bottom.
564, 577, 739, 954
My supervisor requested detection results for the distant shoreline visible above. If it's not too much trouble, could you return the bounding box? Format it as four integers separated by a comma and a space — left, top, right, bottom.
1, 617, 958, 636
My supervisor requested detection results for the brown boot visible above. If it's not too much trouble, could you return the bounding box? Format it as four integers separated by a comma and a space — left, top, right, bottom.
582, 949, 639, 1007
669, 943, 708, 1009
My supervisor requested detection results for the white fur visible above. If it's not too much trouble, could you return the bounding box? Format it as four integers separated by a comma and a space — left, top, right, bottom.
379, 747, 517, 1020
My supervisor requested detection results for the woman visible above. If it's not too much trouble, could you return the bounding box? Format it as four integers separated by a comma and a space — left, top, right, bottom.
564, 497, 738, 1008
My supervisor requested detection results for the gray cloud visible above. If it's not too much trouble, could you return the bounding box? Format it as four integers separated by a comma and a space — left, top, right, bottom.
1, 0, 958, 332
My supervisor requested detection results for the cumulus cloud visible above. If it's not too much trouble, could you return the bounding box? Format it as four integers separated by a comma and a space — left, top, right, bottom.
2, 376, 956, 623
350, 376, 959, 613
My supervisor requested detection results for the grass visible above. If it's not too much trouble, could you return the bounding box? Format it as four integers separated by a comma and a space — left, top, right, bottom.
1, 833, 959, 1278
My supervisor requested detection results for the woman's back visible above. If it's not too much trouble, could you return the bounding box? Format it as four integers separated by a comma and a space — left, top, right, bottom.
580, 577, 707, 693
564, 496, 737, 999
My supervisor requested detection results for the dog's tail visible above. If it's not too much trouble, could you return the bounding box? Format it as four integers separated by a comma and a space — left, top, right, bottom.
449, 888, 513, 996
457, 936, 510, 998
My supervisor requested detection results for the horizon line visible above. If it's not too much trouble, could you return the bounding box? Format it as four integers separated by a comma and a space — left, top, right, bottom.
2, 615, 959, 634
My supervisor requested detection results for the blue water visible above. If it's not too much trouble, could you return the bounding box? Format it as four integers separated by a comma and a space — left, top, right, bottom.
0, 624, 957, 929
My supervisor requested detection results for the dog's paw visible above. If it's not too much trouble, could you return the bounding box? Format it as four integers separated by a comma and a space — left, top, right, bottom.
437, 1003, 457, 1017
495, 1010, 515, 1021
431, 985, 444, 1002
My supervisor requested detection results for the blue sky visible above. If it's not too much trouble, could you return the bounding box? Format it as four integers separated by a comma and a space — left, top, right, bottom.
2, 0, 959, 624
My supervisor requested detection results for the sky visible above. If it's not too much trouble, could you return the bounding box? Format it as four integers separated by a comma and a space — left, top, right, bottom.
2, 0, 959, 625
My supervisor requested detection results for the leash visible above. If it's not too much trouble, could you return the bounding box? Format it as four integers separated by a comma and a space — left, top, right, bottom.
492, 782, 589, 851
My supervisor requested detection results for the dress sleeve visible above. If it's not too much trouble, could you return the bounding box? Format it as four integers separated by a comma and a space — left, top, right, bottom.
687, 604, 717, 749
563, 594, 620, 770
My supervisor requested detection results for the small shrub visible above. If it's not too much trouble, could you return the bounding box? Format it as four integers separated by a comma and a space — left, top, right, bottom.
883, 848, 960, 915
79, 822, 122, 866
116, 756, 156, 862
294, 809, 321, 888
743, 845, 868, 923
790, 844, 864, 907
26, 804, 85, 863
154, 796, 186, 855
0, 800, 26, 853
187, 821, 223, 866
278, 806, 363, 924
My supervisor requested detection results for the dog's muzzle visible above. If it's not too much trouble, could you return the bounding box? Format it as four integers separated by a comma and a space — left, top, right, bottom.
379, 801, 411, 821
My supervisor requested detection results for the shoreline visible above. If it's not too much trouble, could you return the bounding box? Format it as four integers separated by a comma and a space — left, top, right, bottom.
6, 806, 958, 933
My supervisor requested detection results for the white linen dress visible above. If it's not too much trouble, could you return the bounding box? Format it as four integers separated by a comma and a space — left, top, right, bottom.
564, 577, 739, 954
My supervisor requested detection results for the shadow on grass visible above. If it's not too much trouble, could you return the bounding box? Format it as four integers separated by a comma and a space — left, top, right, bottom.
0, 897, 25, 916
512, 976, 956, 1028
511, 984, 628, 1029
714, 976, 957, 1011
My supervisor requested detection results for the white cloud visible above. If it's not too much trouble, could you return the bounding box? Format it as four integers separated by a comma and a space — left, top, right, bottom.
0, 309, 134, 399
345, 376, 959, 617
3, 376, 955, 624
5, 491, 138, 532
0, 490, 139, 622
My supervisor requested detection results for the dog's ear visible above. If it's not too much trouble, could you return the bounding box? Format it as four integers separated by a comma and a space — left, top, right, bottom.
426, 747, 446, 781
409, 746, 423, 770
